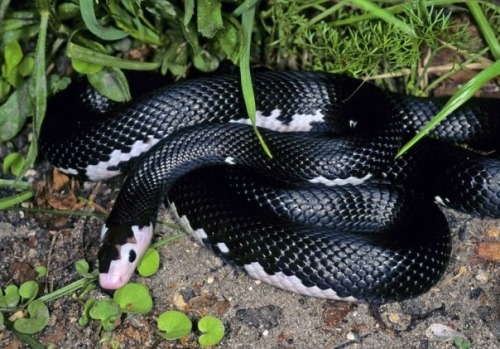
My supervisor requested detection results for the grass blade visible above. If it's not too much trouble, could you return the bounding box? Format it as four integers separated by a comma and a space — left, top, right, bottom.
396, 60, 500, 158
467, 0, 500, 60
239, 1, 272, 158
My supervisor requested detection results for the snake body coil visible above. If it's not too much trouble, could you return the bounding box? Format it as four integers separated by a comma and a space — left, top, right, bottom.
41, 71, 500, 303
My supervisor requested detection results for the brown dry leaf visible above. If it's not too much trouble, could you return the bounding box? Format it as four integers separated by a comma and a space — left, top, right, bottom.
34, 169, 79, 211
477, 242, 500, 262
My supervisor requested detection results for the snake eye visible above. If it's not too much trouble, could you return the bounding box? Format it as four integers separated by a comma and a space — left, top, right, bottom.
128, 249, 137, 263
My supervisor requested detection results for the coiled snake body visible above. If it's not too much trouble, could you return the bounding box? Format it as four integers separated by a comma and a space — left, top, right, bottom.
41, 71, 500, 303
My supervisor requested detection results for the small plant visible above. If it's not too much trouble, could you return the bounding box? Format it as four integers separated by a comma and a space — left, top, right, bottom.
157, 311, 225, 347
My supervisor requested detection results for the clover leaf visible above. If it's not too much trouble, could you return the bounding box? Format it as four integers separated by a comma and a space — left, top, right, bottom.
19, 281, 39, 303
157, 311, 192, 340
13, 300, 49, 334
114, 283, 152, 314
0, 285, 20, 308
89, 299, 122, 331
198, 316, 225, 347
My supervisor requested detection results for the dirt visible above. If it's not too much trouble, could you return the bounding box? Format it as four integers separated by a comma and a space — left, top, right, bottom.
0, 163, 499, 348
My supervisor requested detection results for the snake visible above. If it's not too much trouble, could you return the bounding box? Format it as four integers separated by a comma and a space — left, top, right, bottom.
40, 71, 500, 303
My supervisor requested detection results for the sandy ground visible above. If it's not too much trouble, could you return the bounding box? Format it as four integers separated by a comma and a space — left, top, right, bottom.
0, 170, 499, 348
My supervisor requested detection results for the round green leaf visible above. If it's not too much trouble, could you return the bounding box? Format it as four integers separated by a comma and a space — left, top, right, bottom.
114, 283, 153, 314
157, 311, 192, 340
89, 299, 122, 331
19, 280, 38, 301
198, 316, 225, 346
71, 58, 103, 74
75, 259, 94, 278
87, 67, 131, 102
0, 284, 20, 308
137, 248, 160, 277
13, 300, 49, 334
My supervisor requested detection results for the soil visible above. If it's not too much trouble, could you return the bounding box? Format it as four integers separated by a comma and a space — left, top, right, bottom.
0, 180, 499, 348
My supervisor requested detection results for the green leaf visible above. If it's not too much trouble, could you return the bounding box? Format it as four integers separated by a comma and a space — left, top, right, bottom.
13, 300, 49, 334
75, 260, 95, 278
197, 0, 223, 38
198, 316, 225, 346
0, 312, 4, 330
57, 2, 81, 21
4, 40, 23, 77
17, 56, 34, 77
216, 16, 243, 63
89, 299, 122, 331
71, 58, 103, 74
114, 283, 153, 314
184, 0, 195, 26
48, 74, 71, 94
137, 248, 160, 277
35, 266, 47, 278
0, 84, 32, 141
0, 284, 20, 308
79, 0, 129, 41
19, 281, 39, 302
87, 67, 131, 102
157, 311, 192, 340
19, 3, 49, 179
2, 152, 25, 177
193, 51, 219, 72
78, 299, 96, 327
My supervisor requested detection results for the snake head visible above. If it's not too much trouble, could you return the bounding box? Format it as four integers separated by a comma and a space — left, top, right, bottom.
97, 223, 153, 290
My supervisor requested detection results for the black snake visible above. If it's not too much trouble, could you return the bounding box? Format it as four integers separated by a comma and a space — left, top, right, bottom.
40, 71, 500, 303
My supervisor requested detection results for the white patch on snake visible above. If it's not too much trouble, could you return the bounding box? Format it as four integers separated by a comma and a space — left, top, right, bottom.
85, 137, 159, 181
58, 167, 78, 176
244, 262, 358, 301
434, 196, 449, 206
308, 174, 372, 186
225, 157, 236, 165
230, 109, 325, 132
216, 242, 230, 254
100, 225, 109, 240
169, 202, 208, 242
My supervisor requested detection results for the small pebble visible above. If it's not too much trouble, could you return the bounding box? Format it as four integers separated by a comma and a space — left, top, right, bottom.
207, 275, 214, 284
346, 331, 356, 341
388, 313, 400, 323
262, 330, 269, 337
475, 269, 489, 283
425, 323, 468, 342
